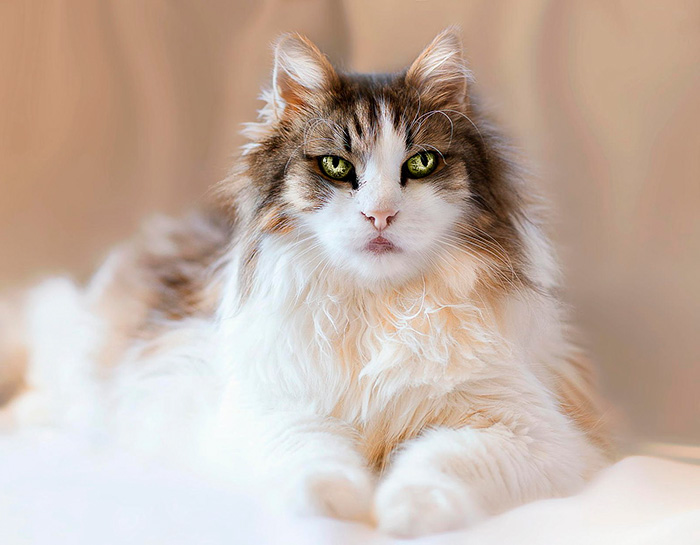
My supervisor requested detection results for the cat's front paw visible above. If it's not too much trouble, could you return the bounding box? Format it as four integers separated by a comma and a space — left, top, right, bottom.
374, 473, 485, 537
280, 464, 374, 522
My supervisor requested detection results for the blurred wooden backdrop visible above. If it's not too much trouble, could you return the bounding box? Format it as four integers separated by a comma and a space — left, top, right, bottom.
1, 0, 699, 447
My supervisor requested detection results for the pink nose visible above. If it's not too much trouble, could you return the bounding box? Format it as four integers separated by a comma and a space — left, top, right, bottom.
362, 209, 398, 231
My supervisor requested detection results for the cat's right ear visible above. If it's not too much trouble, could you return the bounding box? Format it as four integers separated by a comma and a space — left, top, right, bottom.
271, 34, 339, 116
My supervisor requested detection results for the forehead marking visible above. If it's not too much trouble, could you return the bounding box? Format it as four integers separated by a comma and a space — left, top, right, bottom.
367, 94, 380, 129
352, 112, 363, 140
379, 101, 408, 167
342, 125, 352, 154
359, 101, 408, 192
405, 123, 414, 150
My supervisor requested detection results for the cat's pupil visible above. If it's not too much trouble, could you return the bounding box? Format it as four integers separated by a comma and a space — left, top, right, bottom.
332, 156, 340, 169
420, 153, 428, 167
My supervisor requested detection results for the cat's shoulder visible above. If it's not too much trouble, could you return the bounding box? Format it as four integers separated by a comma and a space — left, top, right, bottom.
87, 209, 232, 356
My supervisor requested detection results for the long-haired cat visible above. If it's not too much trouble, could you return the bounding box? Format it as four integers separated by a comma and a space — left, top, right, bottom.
0, 28, 611, 536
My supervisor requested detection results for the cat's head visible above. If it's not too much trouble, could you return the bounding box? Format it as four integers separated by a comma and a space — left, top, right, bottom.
227, 28, 530, 290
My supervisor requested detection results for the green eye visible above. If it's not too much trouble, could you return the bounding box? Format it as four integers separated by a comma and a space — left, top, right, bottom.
319, 155, 354, 180
404, 151, 438, 179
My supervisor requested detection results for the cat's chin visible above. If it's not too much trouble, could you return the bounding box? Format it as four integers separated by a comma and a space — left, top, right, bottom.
338, 250, 429, 288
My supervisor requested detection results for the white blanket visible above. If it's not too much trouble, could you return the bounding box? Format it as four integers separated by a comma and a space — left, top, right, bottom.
1, 430, 698, 545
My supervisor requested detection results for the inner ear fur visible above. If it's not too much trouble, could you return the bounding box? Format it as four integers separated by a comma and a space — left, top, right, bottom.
405, 27, 471, 108
272, 34, 339, 113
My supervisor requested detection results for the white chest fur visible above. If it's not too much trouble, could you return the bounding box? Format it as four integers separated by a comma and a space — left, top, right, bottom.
215, 240, 540, 466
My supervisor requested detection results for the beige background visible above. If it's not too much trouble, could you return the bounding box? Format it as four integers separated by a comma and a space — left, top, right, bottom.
1, 1, 698, 446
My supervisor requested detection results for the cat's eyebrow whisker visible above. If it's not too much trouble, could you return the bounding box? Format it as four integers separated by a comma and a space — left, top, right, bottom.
302, 118, 347, 154
411, 109, 450, 131
410, 107, 483, 149
284, 136, 344, 175
408, 87, 423, 130
415, 143, 446, 164
303, 137, 341, 150
410, 105, 435, 131
301, 119, 327, 151
439, 108, 484, 145
303, 117, 335, 139
313, 118, 346, 146
413, 110, 455, 150
284, 142, 307, 174
400, 97, 412, 132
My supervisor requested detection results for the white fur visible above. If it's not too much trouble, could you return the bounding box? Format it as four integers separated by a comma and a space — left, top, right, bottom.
6, 212, 603, 535
106, 318, 224, 466
4, 32, 608, 538
5, 117, 605, 539
210, 212, 605, 532
5, 278, 102, 432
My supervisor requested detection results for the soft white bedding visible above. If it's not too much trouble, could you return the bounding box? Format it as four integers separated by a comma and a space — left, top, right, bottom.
1, 430, 698, 545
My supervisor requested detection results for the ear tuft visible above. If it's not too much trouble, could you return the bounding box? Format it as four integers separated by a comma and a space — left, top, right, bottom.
406, 27, 471, 107
272, 34, 338, 115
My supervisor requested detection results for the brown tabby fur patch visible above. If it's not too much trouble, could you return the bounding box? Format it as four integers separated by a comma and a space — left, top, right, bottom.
92, 211, 231, 368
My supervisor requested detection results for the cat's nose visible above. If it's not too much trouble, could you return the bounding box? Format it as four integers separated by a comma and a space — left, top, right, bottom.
361, 209, 398, 231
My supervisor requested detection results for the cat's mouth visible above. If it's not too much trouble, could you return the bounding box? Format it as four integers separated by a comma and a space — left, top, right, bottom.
366, 236, 397, 255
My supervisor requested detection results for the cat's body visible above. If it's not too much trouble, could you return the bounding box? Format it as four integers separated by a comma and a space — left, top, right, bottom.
0, 29, 611, 536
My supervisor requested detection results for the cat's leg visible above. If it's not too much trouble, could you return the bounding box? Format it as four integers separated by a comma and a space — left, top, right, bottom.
374, 405, 604, 536
259, 413, 375, 521
232, 409, 375, 522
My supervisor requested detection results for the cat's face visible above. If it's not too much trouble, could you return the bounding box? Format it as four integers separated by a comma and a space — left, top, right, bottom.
287, 82, 469, 284
237, 29, 520, 288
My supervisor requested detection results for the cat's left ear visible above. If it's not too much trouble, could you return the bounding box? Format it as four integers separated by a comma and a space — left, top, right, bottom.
406, 27, 471, 108
271, 34, 339, 116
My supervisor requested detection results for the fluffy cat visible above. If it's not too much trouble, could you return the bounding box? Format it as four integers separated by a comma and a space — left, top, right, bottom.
0, 28, 611, 536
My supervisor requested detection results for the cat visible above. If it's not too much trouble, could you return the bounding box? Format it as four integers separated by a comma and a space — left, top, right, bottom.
0, 28, 612, 537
